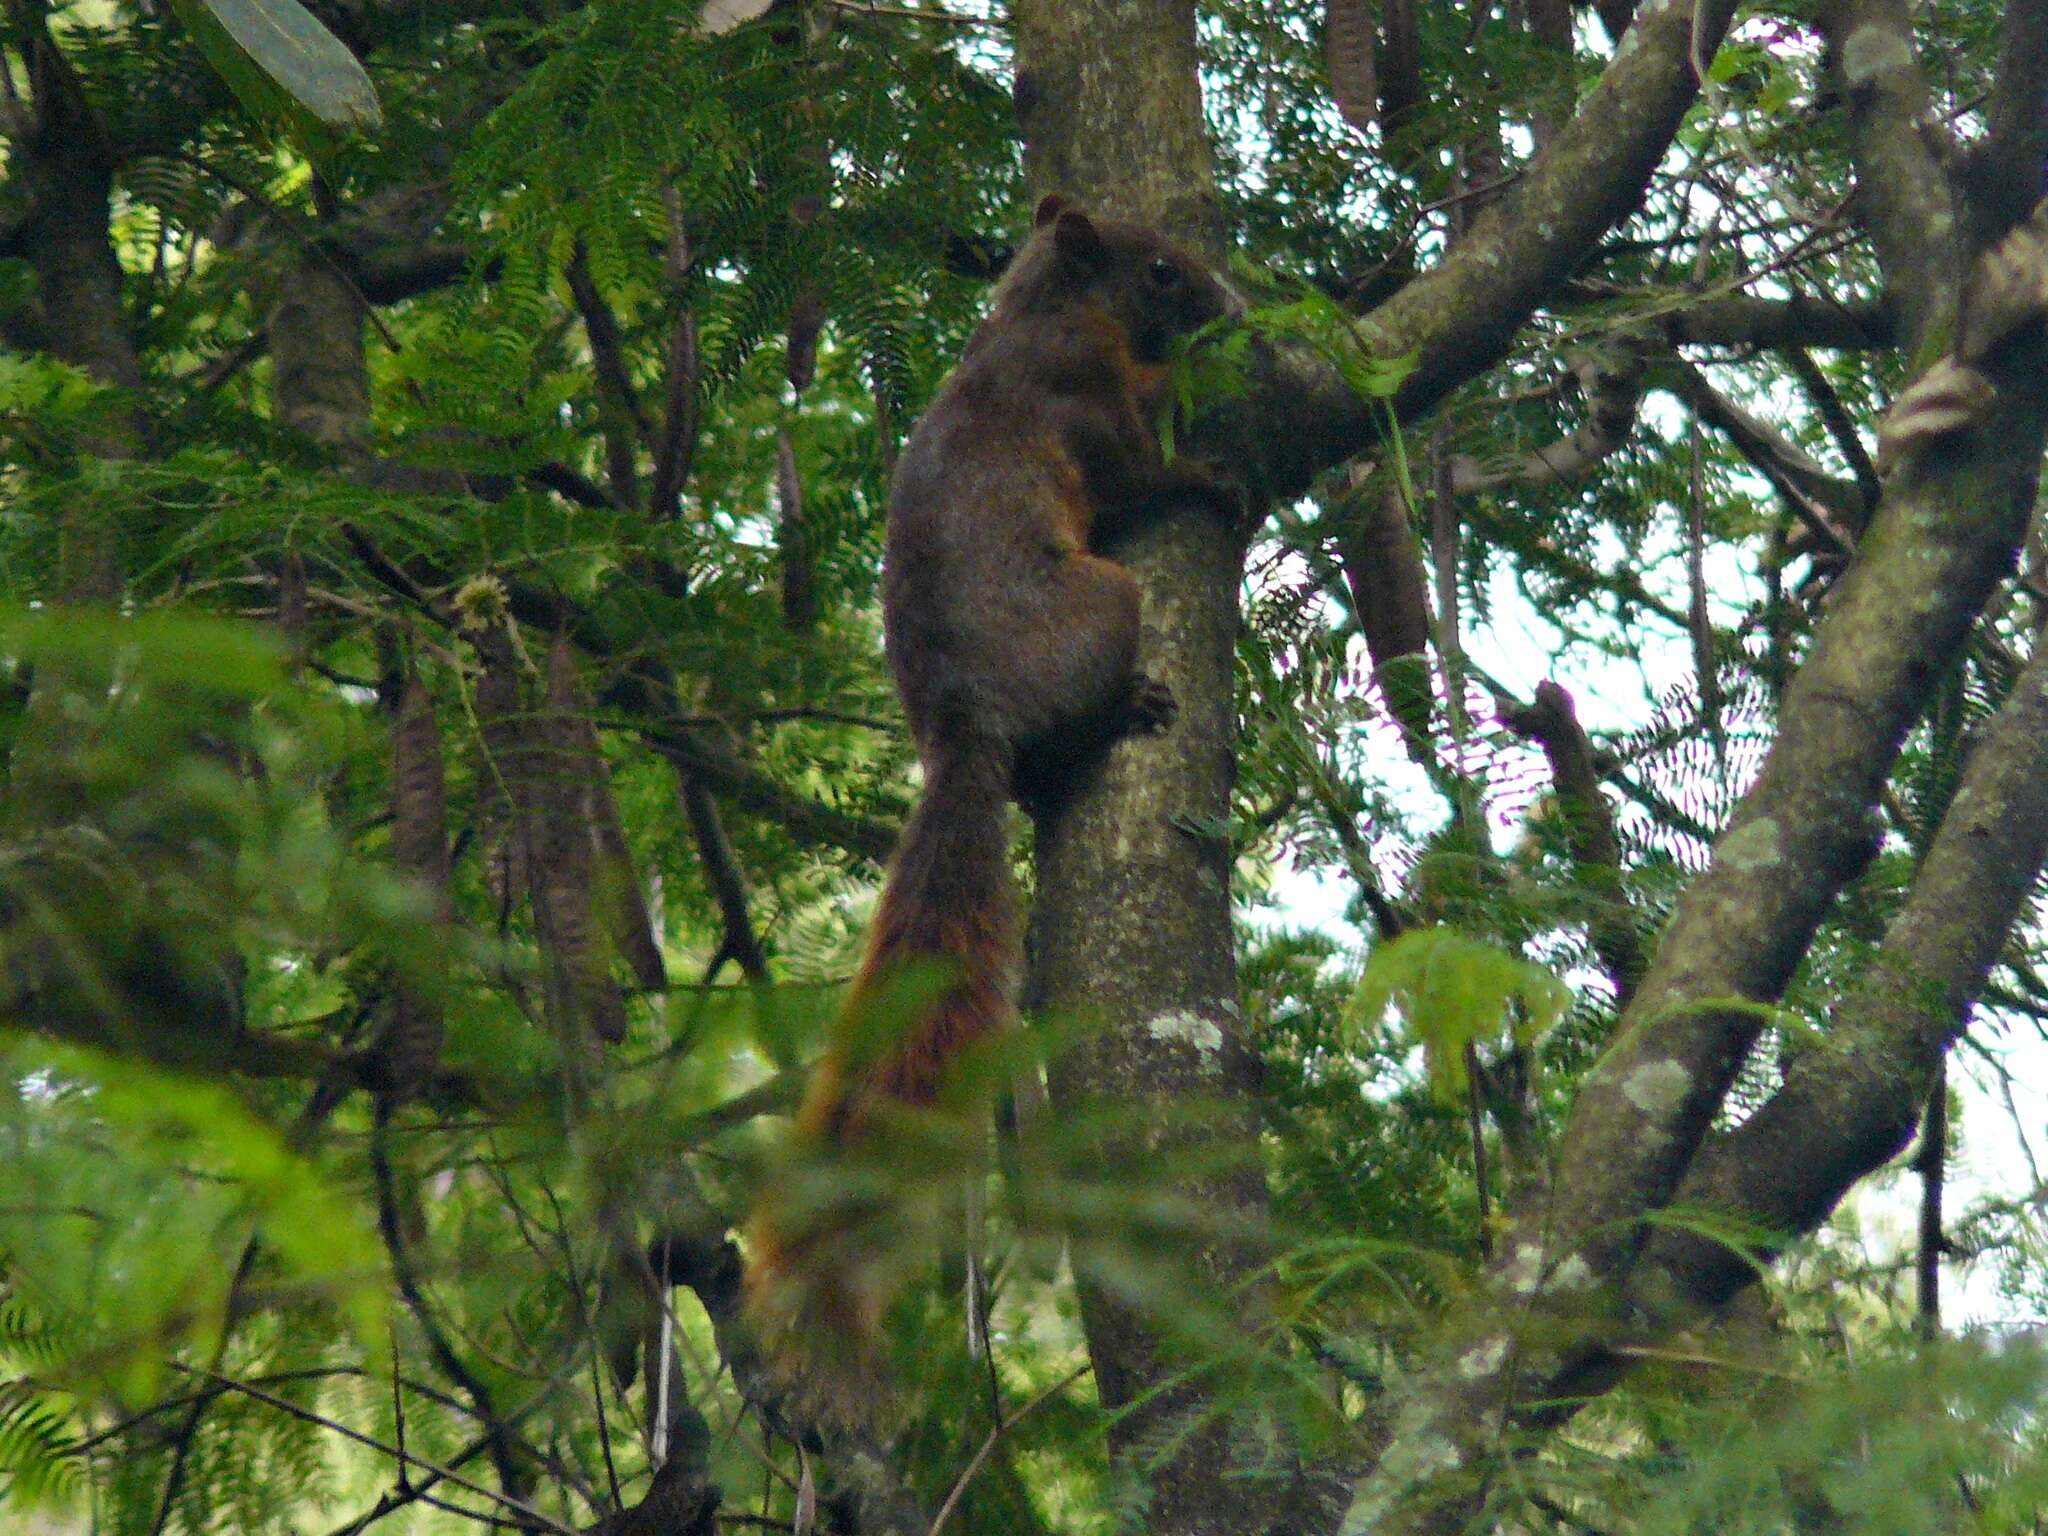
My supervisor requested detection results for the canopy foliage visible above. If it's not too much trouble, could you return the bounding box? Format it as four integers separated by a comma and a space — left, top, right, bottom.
3, 0, 2048, 1532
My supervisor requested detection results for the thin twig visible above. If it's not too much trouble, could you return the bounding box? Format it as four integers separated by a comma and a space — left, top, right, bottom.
144, 1062, 358, 1535
676, 767, 770, 984
1464, 1042, 1493, 1261
171, 1364, 574, 1533
926, 1364, 1090, 1536
189, 333, 268, 397
370, 1109, 531, 1499
145, 1240, 260, 1536
649, 187, 703, 521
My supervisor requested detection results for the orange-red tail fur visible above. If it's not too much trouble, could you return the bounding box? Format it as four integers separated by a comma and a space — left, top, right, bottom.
744, 735, 1018, 1395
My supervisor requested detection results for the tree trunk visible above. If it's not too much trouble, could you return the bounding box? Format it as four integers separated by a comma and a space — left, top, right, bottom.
7, 46, 141, 603
1010, 6, 1307, 1532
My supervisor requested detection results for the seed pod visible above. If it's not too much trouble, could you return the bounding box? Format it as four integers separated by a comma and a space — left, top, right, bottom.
1325, 0, 1378, 134
471, 631, 531, 926
543, 641, 668, 993
535, 637, 628, 1044
776, 427, 816, 632
385, 675, 450, 1095
786, 288, 825, 394
277, 548, 308, 675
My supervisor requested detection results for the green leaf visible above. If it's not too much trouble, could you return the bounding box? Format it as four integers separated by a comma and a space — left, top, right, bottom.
1707, 41, 1764, 86
170, 0, 381, 145
0, 606, 288, 699
6, 1039, 388, 1365
1346, 927, 1569, 1105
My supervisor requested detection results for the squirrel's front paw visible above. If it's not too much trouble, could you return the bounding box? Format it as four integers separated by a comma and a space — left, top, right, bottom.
1125, 674, 1179, 734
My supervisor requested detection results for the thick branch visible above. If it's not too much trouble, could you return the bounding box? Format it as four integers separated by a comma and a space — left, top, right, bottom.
1544, 396, 2044, 1305
1345, 348, 2048, 1536
1549, 283, 1896, 352
1246, 0, 1739, 500
1657, 291, 1895, 352
270, 246, 371, 451
1502, 607, 2048, 1422
585, 1456, 716, 1536
351, 242, 477, 304
1332, 477, 1434, 762
1644, 647, 2048, 1309
1823, 0, 1961, 348
1977, 0, 2048, 236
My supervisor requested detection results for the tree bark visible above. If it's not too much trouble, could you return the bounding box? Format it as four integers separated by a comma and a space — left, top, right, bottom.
3, 30, 142, 603
1010, 4, 1303, 1533
270, 249, 373, 452
1338, 22, 2048, 1519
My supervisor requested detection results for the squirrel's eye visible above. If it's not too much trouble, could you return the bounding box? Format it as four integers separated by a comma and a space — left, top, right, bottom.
1147, 258, 1182, 289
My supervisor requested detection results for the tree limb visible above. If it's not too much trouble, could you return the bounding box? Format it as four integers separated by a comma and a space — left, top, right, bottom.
1655, 289, 1896, 352
1330, 474, 1434, 763
1343, 322, 2048, 1536
1977, 0, 2048, 236
1821, 0, 1961, 349
1499, 681, 1644, 1009
1499, 604, 2048, 1421
1543, 395, 2044, 1314
1245, 0, 1741, 501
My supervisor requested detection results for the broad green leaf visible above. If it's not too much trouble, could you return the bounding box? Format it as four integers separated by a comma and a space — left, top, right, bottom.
170, 0, 381, 143
1347, 927, 1570, 1105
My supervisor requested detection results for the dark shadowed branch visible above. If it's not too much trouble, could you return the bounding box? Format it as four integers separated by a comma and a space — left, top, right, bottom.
1500, 681, 1644, 1009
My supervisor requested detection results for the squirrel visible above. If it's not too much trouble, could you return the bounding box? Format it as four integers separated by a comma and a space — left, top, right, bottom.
744, 194, 1242, 1381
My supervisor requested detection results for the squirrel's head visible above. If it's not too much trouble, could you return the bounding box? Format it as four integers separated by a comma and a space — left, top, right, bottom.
1000, 194, 1236, 362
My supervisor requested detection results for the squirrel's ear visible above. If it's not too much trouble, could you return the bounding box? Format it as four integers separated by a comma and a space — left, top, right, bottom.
1052, 209, 1105, 265
1033, 193, 1067, 228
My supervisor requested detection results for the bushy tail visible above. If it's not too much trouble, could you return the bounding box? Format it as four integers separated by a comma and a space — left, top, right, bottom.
744, 733, 1018, 1397
811, 733, 1019, 1128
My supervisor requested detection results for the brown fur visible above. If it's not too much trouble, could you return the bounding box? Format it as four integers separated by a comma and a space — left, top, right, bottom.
745, 196, 1240, 1385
